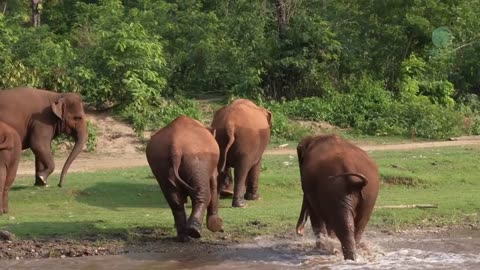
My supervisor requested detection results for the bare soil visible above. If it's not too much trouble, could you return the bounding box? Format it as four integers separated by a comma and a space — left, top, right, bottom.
16, 111, 480, 175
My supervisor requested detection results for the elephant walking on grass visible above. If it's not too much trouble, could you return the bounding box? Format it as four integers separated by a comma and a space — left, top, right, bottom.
296, 134, 379, 260
0, 87, 88, 187
146, 116, 223, 242
0, 122, 22, 214
211, 99, 272, 208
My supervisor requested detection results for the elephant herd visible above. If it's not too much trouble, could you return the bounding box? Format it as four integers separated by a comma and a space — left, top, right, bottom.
0, 87, 379, 261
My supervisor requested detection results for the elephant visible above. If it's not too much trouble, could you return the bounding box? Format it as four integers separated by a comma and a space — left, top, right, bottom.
0, 87, 88, 187
211, 98, 272, 208
146, 116, 223, 242
0, 122, 21, 214
295, 134, 379, 261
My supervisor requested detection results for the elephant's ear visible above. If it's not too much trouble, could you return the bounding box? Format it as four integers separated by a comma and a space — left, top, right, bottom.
51, 97, 65, 120
207, 127, 216, 138
297, 136, 313, 168
265, 109, 272, 128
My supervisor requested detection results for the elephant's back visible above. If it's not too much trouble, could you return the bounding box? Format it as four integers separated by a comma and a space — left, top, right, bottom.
147, 116, 219, 158
302, 137, 379, 185
211, 102, 270, 130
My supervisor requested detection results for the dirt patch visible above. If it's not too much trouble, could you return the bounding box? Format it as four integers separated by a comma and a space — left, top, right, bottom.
0, 238, 126, 260
15, 111, 480, 175
380, 176, 421, 186
86, 112, 146, 155
297, 120, 343, 134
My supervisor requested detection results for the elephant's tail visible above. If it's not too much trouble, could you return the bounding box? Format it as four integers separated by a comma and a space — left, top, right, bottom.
171, 154, 195, 193
296, 194, 309, 236
220, 127, 235, 172
329, 172, 368, 187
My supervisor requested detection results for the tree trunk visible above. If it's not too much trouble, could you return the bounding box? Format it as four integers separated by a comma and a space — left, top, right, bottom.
274, 0, 287, 38
31, 0, 41, 27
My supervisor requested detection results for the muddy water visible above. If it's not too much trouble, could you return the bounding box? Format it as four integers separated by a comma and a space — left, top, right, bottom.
4, 229, 480, 270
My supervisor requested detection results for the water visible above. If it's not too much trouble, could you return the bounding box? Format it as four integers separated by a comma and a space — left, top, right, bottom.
3, 229, 480, 270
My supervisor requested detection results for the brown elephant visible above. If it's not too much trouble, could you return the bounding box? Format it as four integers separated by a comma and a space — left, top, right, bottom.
0, 87, 88, 187
0, 122, 22, 214
211, 99, 272, 208
295, 134, 379, 261
146, 116, 223, 242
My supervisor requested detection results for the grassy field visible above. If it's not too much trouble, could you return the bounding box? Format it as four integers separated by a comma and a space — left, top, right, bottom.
1, 146, 479, 241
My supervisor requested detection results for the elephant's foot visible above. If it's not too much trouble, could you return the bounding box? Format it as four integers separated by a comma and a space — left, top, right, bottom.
207, 215, 224, 232
186, 220, 202, 239
343, 251, 357, 261
34, 175, 47, 186
244, 192, 260, 201
220, 183, 234, 198
176, 233, 190, 243
232, 198, 247, 208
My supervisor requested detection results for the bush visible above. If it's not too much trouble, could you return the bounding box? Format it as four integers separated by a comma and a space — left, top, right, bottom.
264, 74, 465, 140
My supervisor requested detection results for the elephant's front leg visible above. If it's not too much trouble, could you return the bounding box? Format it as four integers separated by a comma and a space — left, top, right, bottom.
31, 141, 55, 186
245, 160, 262, 200
219, 168, 234, 197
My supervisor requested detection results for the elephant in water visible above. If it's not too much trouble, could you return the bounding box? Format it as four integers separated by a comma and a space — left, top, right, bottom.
296, 134, 379, 260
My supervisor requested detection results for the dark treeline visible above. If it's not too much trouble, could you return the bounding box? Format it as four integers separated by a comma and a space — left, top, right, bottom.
1, 0, 480, 138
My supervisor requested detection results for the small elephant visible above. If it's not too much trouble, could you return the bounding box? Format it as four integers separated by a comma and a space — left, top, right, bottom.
295, 134, 379, 261
146, 116, 223, 242
211, 99, 272, 208
0, 87, 88, 187
0, 122, 22, 214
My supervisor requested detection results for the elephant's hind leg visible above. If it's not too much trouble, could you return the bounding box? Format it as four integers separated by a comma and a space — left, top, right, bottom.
207, 175, 223, 233
187, 181, 211, 238
158, 172, 188, 242
331, 211, 357, 260
245, 160, 262, 201
232, 160, 250, 208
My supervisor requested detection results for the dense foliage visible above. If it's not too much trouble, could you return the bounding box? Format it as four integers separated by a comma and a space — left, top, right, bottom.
1, 0, 479, 139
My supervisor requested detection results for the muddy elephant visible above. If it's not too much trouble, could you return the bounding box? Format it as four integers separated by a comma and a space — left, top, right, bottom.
0, 87, 88, 187
146, 116, 223, 242
211, 99, 272, 208
295, 134, 379, 261
0, 122, 22, 214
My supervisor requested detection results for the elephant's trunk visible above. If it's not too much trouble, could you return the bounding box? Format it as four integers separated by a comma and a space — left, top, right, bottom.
58, 124, 88, 187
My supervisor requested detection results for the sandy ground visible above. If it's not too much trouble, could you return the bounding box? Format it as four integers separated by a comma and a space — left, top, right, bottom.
14, 110, 480, 175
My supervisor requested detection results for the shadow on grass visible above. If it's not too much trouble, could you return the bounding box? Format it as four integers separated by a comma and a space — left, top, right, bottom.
74, 182, 170, 210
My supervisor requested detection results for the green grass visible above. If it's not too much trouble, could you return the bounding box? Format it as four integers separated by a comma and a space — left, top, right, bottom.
1, 146, 479, 240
